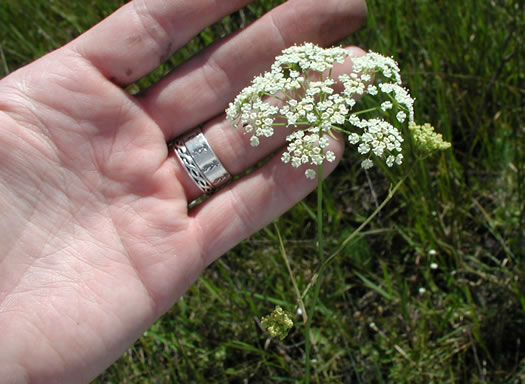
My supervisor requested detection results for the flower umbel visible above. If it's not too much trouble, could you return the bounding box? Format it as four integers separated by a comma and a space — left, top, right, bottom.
226, 43, 448, 177
261, 306, 294, 340
409, 122, 452, 155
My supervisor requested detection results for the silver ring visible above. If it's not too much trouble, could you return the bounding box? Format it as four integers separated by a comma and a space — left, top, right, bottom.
171, 128, 232, 194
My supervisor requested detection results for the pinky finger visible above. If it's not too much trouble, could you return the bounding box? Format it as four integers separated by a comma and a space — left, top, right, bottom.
190, 137, 344, 265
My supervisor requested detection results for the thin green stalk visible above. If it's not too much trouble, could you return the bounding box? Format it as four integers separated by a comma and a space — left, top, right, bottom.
273, 222, 307, 324
304, 164, 325, 384
300, 175, 406, 301
324, 176, 406, 267
351, 107, 380, 116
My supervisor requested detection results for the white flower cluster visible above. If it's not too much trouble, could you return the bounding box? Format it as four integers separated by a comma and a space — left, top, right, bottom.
272, 43, 348, 73
226, 43, 417, 178
347, 116, 404, 169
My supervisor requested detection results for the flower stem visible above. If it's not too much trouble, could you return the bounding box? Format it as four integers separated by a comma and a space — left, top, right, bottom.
273, 222, 307, 324
351, 106, 380, 116
324, 175, 406, 266
300, 176, 407, 302
304, 164, 325, 383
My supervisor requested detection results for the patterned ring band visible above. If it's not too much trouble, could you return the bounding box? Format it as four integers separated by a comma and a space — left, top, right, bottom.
171, 128, 232, 194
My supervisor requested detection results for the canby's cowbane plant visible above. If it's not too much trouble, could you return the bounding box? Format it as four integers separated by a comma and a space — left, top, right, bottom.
227, 45, 450, 359
226, 43, 449, 179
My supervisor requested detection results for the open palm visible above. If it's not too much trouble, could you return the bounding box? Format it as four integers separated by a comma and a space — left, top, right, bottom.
0, 0, 366, 382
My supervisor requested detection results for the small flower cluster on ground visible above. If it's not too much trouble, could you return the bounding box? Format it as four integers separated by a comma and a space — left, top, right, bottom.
260, 306, 294, 340
226, 43, 449, 179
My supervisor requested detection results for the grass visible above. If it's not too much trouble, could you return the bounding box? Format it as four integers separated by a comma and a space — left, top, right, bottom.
1, 0, 524, 382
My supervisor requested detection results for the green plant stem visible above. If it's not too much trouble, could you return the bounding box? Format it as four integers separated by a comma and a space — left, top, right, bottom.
273, 222, 307, 324
300, 175, 406, 302
351, 106, 380, 116
304, 164, 325, 384
324, 175, 407, 266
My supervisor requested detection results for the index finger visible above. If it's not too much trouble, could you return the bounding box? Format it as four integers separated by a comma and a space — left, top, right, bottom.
70, 0, 253, 85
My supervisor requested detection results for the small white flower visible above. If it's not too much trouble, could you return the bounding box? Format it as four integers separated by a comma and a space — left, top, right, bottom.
418, 287, 426, 295
312, 154, 324, 165
381, 101, 393, 111
428, 249, 438, 256
319, 137, 329, 148
305, 169, 316, 179
307, 113, 318, 123
349, 115, 362, 127
396, 111, 407, 123
361, 159, 374, 169
367, 84, 378, 95
430, 263, 439, 270
250, 136, 260, 147
348, 133, 360, 144
358, 143, 371, 154
325, 151, 336, 162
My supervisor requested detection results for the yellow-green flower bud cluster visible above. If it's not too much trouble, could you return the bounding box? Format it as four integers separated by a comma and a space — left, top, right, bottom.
408, 122, 451, 155
261, 306, 294, 340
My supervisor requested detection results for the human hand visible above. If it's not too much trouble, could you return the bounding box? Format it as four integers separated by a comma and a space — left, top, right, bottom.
0, 0, 366, 382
